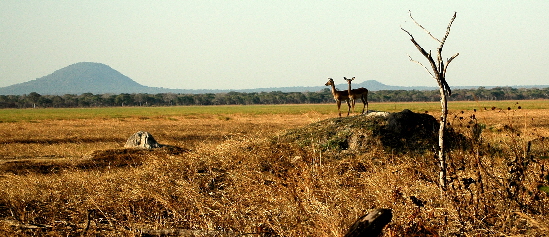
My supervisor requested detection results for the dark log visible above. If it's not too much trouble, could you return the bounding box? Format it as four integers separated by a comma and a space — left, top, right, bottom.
344, 208, 392, 237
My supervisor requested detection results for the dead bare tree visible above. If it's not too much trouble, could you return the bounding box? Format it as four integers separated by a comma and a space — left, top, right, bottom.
401, 11, 459, 193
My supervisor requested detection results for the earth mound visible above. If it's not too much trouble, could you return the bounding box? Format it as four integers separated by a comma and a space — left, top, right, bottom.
279, 109, 465, 153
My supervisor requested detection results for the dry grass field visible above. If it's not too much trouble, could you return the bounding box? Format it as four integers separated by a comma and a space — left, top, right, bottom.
0, 101, 548, 236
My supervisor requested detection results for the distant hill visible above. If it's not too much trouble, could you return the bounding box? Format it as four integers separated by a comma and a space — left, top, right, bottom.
0, 62, 547, 95
0, 62, 174, 95
246, 79, 437, 93
0, 62, 424, 95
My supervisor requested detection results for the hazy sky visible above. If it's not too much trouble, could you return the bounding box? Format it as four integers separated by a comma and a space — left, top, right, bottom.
1, 1, 548, 90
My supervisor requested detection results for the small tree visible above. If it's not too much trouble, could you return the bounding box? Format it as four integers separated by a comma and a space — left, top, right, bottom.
401, 11, 459, 193
27, 92, 42, 108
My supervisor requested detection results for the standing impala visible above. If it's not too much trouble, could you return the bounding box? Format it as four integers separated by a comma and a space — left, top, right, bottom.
344, 77, 369, 114
325, 78, 351, 117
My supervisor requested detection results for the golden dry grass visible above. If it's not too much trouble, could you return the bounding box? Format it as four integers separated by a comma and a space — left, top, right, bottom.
0, 113, 330, 163
0, 103, 548, 236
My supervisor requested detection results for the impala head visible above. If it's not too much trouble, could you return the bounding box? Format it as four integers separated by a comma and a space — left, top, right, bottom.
344, 77, 355, 83
325, 78, 335, 86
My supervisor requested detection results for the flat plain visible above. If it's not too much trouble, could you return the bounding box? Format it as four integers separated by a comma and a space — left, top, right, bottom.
1, 101, 548, 236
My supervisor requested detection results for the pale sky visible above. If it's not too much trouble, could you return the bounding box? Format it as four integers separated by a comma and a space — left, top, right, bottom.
1, 1, 548, 90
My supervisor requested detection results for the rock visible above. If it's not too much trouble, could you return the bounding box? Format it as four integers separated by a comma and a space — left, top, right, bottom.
124, 131, 163, 149
365, 111, 390, 118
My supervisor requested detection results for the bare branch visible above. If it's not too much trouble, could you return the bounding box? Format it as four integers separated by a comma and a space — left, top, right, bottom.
402, 25, 442, 75
408, 10, 441, 43
437, 47, 443, 67
408, 55, 435, 78
410, 37, 439, 74
400, 26, 414, 39
443, 80, 452, 96
443, 53, 460, 77
441, 12, 457, 45
439, 53, 459, 96
446, 52, 459, 66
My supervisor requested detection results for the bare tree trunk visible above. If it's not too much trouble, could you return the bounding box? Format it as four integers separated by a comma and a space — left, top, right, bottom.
438, 86, 449, 191
402, 11, 458, 193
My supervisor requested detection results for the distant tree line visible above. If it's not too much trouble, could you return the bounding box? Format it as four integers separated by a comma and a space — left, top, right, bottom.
0, 87, 548, 109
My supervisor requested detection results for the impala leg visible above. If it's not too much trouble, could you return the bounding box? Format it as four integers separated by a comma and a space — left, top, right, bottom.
364, 96, 369, 114
360, 96, 366, 114
337, 100, 342, 117
346, 99, 351, 117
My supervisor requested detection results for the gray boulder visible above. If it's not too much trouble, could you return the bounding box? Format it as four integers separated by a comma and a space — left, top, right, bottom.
124, 131, 162, 149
